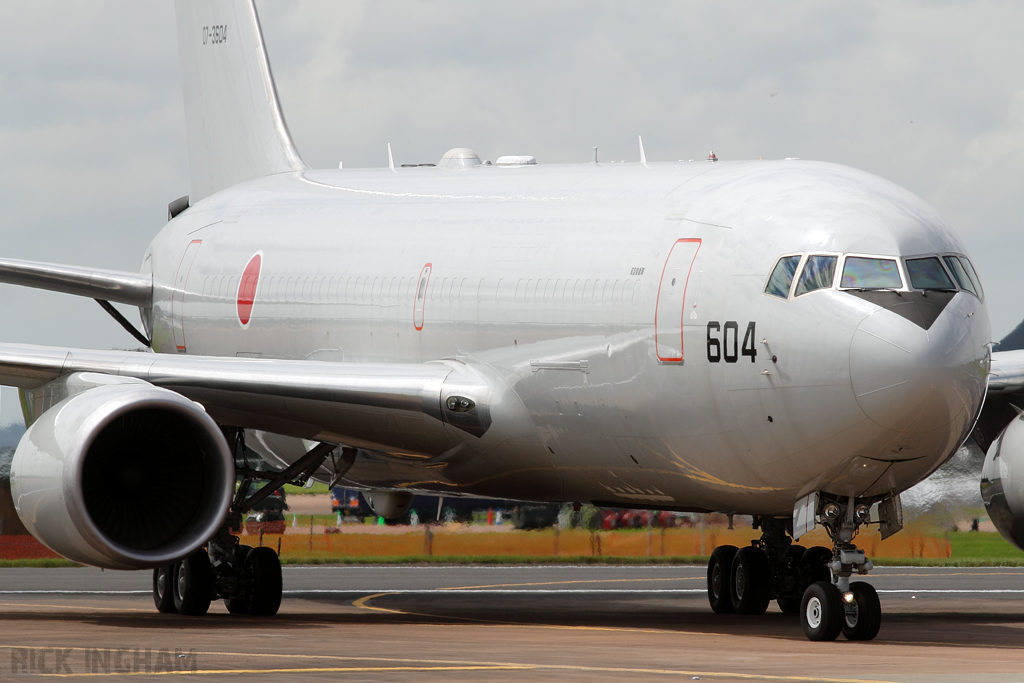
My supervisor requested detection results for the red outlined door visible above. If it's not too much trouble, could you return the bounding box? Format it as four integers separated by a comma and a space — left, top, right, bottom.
413, 263, 432, 330
654, 239, 701, 362
171, 240, 202, 351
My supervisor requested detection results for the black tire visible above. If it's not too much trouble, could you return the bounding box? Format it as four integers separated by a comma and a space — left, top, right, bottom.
730, 546, 771, 615
246, 547, 282, 616
224, 546, 253, 615
785, 544, 807, 566
776, 545, 806, 614
224, 596, 250, 614
707, 545, 738, 614
172, 550, 213, 616
799, 546, 833, 587
152, 565, 176, 614
801, 580, 843, 641
841, 582, 881, 641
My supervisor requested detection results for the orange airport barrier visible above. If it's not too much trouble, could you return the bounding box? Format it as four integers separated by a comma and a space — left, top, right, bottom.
0, 524, 951, 562
239, 524, 952, 561
0, 535, 61, 560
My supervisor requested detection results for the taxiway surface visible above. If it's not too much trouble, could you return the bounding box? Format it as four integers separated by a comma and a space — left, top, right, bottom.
0, 564, 1023, 681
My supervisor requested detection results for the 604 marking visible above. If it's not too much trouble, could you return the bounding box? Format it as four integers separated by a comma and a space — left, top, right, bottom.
707, 321, 757, 363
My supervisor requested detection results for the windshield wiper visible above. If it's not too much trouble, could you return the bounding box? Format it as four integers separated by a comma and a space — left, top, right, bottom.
849, 288, 901, 295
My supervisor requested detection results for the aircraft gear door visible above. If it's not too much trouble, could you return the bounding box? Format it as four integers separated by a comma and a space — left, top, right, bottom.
654, 239, 701, 362
413, 263, 432, 330
172, 239, 202, 351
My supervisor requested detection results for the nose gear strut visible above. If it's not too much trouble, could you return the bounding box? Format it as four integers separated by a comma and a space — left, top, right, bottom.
803, 494, 883, 641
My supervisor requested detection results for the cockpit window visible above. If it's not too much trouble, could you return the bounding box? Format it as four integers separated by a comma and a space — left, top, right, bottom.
942, 256, 977, 297
765, 255, 801, 299
840, 257, 902, 289
961, 257, 983, 297
906, 257, 955, 290
794, 255, 837, 297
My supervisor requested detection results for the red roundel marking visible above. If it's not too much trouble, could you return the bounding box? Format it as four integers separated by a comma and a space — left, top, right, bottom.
237, 254, 261, 326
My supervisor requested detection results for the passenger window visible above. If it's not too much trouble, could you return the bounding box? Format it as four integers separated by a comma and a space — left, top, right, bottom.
765, 255, 801, 299
841, 257, 902, 289
906, 257, 954, 291
794, 255, 837, 297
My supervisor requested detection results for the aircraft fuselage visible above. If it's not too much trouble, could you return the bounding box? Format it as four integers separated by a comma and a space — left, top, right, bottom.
142, 159, 990, 515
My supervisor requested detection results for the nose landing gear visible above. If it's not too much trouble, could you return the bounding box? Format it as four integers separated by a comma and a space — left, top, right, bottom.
801, 496, 882, 641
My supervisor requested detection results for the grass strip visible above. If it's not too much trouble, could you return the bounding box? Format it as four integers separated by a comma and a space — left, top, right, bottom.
0, 558, 81, 568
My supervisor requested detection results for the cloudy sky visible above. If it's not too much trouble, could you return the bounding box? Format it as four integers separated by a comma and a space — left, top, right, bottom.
1, 1, 1023, 423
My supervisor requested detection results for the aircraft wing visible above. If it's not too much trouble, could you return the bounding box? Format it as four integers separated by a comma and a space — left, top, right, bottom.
975, 349, 1024, 451
0, 257, 151, 307
0, 342, 493, 458
988, 349, 1024, 396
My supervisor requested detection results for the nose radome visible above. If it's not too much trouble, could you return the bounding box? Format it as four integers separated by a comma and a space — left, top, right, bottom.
849, 293, 987, 436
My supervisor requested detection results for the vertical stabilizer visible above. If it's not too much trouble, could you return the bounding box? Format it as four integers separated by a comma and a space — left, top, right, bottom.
175, 0, 305, 201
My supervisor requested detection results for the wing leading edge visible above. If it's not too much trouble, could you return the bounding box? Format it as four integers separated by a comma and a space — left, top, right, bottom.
0, 343, 494, 459
0, 258, 151, 308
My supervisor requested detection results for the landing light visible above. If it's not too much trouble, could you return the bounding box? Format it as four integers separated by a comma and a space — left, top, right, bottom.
854, 504, 871, 523
822, 503, 841, 520
445, 396, 475, 413
843, 592, 855, 604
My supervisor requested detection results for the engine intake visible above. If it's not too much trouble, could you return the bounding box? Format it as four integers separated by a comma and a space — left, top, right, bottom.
11, 377, 232, 569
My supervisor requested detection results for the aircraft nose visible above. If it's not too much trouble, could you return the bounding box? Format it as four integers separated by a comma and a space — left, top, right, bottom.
849, 292, 988, 436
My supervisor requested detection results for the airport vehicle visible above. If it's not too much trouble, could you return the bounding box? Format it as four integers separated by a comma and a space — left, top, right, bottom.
0, 0, 1021, 644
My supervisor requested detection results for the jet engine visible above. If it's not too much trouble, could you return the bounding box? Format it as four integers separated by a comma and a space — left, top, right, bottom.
11, 378, 233, 570
981, 415, 1024, 550
363, 490, 413, 519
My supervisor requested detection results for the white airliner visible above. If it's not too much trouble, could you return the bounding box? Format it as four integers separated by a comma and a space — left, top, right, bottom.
0, 0, 1020, 642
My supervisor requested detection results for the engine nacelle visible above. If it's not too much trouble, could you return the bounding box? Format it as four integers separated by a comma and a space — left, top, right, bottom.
363, 490, 413, 519
11, 377, 233, 569
981, 416, 1024, 551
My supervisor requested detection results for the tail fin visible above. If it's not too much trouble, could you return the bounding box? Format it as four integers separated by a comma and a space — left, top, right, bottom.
174, 0, 305, 201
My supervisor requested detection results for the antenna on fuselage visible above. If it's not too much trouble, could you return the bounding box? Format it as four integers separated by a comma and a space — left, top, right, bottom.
638, 135, 648, 167
388, 143, 396, 173
592, 146, 598, 164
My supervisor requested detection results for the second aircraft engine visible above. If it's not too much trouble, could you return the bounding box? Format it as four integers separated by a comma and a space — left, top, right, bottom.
10, 376, 233, 569
364, 490, 414, 519
981, 415, 1024, 551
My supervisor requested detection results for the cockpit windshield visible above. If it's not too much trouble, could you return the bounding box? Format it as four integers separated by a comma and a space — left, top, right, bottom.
841, 257, 902, 290
794, 255, 837, 297
960, 258, 983, 297
942, 255, 978, 297
906, 257, 955, 291
765, 250, 983, 301
765, 255, 801, 299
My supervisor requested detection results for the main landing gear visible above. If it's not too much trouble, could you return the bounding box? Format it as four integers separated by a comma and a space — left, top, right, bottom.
706, 499, 882, 642
152, 436, 353, 617
153, 528, 284, 617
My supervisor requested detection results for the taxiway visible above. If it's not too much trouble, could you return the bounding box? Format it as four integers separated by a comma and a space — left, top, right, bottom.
0, 564, 1022, 681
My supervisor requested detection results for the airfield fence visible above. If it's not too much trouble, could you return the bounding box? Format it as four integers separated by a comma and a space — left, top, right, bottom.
239, 524, 952, 562
0, 525, 953, 562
